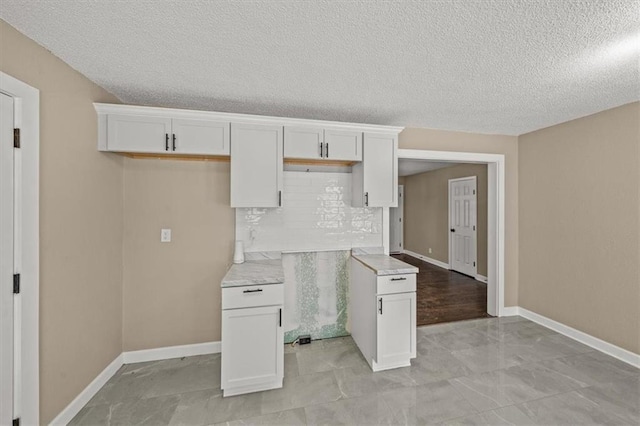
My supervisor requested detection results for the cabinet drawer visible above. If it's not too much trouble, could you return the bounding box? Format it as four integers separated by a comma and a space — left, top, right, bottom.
376, 274, 416, 295
223, 283, 284, 309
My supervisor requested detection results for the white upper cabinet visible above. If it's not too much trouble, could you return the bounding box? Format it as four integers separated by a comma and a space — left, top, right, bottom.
171, 118, 230, 155
352, 132, 398, 208
230, 123, 283, 208
284, 126, 362, 162
107, 114, 172, 153
323, 129, 362, 161
101, 108, 230, 156
283, 126, 324, 160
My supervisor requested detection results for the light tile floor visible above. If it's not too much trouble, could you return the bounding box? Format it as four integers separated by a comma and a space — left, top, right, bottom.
70, 317, 640, 425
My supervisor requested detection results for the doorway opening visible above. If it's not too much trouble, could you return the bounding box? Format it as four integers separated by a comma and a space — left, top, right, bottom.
388, 149, 505, 325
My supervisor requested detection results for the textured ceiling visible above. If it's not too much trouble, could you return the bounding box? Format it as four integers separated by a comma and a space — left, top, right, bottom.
1, 0, 638, 135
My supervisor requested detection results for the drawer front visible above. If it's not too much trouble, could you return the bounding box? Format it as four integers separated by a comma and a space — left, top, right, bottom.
376, 274, 416, 295
223, 283, 284, 309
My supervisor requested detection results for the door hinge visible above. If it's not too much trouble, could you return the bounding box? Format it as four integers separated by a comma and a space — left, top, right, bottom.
14, 128, 20, 148
13, 274, 20, 294
13, 417, 20, 426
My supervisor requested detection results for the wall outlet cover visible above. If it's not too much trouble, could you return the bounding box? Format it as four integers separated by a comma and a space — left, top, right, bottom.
161, 228, 172, 242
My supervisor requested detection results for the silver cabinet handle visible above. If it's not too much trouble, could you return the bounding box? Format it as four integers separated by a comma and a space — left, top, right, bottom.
365, 192, 369, 206
378, 298, 383, 314
278, 190, 282, 206
243, 288, 263, 293
319, 142, 324, 158
326, 143, 329, 158
390, 277, 407, 281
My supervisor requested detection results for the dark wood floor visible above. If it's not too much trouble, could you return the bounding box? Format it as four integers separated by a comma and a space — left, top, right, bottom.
392, 253, 492, 326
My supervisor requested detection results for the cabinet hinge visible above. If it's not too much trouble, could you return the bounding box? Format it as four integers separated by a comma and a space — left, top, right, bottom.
13, 417, 20, 426
13, 274, 20, 294
14, 128, 20, 148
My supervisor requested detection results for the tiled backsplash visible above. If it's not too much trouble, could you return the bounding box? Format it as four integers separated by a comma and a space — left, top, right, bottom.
236, 171, 382, 252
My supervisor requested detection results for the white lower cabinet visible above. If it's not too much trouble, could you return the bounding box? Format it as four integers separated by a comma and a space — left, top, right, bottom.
375, 292, 416, 370
350, 258, 416, 372
221, 284, 284, 396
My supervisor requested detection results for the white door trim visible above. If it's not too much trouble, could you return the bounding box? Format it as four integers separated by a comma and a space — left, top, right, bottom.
396, 149, 505, 317
389, 185, 404, 254
448, 176, 477, 278
0, 71, 40, 426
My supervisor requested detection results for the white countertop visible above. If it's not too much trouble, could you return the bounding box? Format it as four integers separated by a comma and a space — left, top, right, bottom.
221, 259, 284, 288
351, 254, 419, 276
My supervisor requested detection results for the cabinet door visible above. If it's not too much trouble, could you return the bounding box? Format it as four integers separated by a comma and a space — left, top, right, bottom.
284, 126, 324, 160
353, 133, 397, 207
172, 118, 230, 155
230, 123, 283, 207
324, 129, 362, 161
107, 114, 172, 153
221, 305, 284, 392
376, 292, 416, 368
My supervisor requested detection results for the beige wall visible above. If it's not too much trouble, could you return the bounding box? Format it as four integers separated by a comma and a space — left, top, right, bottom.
519, 102, 640, 354
399, 129, 519, 306
404, 164, 488, 276
0, 20, 123, 423
123, 159, 234, 350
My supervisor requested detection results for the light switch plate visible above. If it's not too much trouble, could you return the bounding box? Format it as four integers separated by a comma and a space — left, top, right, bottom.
161, 228, 172, 243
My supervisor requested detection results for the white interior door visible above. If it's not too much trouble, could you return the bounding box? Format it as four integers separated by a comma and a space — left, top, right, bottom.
0, 92, 15, 425
389, 185, 404, 253
449, 177, 477, 277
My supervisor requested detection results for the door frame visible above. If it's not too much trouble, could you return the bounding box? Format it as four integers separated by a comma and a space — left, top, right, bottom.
448, 176, 478, 278
389, 185, 404, 254
0, 71, 40, 425
394, 149, 505, 317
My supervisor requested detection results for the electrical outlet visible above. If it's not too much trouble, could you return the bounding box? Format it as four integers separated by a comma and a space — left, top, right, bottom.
298, 335, 311, 345
428, 248, 432, 254
161, 228, 172, 242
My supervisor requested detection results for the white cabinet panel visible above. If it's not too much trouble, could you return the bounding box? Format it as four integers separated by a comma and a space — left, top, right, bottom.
284, 126, 324, 160
375, 292, 416, 370
221, 305, 283, 396
222, 283, 284, 310
230, 123, 283, 208
324, 129, 362, 161
284, 127, 362, 161
172, 118, 230, 155
352, 132, 397, 207
107, 114, 172, 153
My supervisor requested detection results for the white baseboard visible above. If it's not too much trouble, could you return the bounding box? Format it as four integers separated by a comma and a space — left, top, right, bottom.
403, 249, 450, 270
500, 306, 520, 316
517, 307, 640, 369
123, 341, 221, 364
49, 354, 123, 425
475, 274, 488, 283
